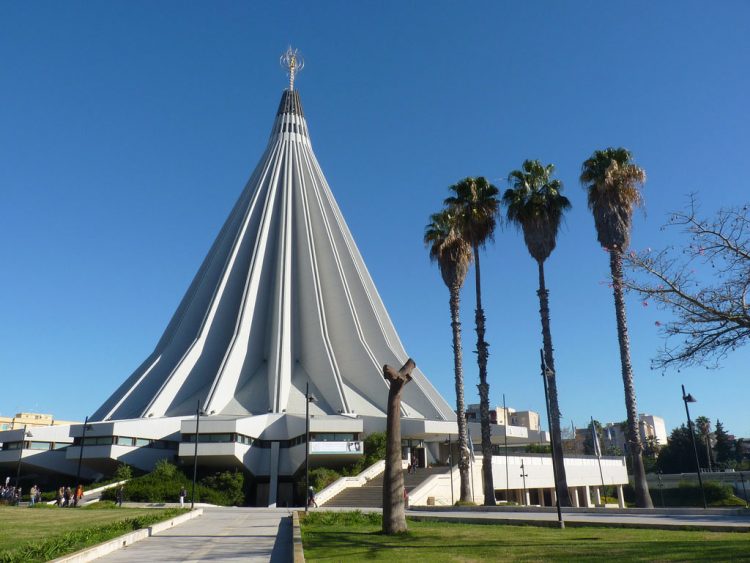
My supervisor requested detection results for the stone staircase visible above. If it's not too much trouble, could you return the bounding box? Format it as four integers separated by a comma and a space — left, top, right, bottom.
323, 466, 448, 508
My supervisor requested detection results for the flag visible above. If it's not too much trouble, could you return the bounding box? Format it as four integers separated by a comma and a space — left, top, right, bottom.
467, 425, 476, 462
590, 417, 602, 458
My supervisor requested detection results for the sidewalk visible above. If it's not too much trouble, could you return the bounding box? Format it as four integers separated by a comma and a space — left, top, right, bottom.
97, 507, 293, 562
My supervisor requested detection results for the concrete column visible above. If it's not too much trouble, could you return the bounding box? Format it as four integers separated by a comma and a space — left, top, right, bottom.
616, 485, 625, 508
594, 487, 602, 505
550, 488, 557, 506
571, 487, 580, 507
583, 485, 593, 508
538, 489, 546, 507
524, 490, 531, 506
268, 441, 280, 507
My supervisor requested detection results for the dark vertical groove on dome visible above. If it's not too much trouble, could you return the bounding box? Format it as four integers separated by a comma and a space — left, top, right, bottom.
277, 90, 304, 117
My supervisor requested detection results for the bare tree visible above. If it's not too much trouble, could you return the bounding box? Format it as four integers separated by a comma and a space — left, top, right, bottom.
624, 195, 750, 370
382, 359, 415, 535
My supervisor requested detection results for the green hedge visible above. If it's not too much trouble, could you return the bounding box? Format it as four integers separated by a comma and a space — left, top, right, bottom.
625, 481, 744, 507
100, 460, 244, 506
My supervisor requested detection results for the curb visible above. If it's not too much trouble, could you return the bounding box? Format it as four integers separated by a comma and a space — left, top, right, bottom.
293, 511, 305, 563
51, 508, 203, 562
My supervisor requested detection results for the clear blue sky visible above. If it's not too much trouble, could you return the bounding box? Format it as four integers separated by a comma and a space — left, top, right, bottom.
1, 2, 748, 438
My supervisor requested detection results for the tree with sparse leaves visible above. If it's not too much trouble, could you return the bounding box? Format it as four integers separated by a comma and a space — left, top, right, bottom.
624, 196, 750, 369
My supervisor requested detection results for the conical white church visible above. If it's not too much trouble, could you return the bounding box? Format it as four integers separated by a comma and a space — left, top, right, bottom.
2, 58, 609, 508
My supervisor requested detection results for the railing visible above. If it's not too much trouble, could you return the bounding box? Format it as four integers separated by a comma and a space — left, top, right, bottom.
316, 459, 409, 506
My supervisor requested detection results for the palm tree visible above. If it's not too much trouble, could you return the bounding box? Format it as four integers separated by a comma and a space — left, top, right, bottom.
445, 177, 500, 506
695, 416, 713, 471
503, 159, 572, 507
424, 210, 473, 503
580, 147, 653, 508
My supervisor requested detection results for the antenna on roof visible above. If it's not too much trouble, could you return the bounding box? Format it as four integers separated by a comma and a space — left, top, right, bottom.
280, 46, 304, 91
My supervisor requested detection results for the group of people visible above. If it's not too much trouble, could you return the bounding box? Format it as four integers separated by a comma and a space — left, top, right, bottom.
0, 484, 24, 505
54, 484, 84, 507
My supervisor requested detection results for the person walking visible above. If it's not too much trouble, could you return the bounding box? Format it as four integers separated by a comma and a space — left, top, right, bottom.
74, 484, 83, 508
179, 486, 187, 509
307, 486, 317, 508
29, 485, 37, 507
115, 485, 124, 507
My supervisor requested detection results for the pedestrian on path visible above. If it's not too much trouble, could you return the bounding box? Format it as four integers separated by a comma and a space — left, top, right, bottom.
179, 486, 187, 508
115, 485, 124, 507
307, 486, 317, 508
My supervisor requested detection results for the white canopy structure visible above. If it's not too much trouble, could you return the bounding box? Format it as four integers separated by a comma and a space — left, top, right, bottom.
91, 86, 454, 426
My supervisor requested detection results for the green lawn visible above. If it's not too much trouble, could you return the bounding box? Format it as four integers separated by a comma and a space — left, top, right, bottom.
0, 504, 187, 562
300, 512, 750, 562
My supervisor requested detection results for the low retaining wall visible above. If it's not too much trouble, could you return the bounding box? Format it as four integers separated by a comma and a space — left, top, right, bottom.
50, 508, 203, 563
293, 511, 305, 563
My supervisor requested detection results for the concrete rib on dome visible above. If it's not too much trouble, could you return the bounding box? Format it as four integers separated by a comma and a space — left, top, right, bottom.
92, 88, 455, 425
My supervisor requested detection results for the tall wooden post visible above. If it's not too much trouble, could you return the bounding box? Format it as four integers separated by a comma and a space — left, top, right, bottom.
382, 358, 415, 534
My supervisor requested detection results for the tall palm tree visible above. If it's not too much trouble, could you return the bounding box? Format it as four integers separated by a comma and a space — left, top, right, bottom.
424, 210, 473, 503
445, 177, 500, 506
503, 159, 572, 507
580, 147, 654, 508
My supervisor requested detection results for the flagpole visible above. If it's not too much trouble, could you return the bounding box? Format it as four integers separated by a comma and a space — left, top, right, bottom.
591, 416, 606, 503
503, 393, 509, 496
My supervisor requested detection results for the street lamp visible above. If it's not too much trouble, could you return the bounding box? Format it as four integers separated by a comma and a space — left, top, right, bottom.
540, 350, 565, 528
191, 401, 206, 510
305, 383, 317, 512
682, 385, 707, 509
14, 425, 29, 491
74, 417, 93, 507
519, 459, 528, 506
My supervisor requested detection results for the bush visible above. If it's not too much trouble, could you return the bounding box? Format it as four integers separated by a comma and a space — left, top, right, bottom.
309, 468, 343, 492
114, 463, 133, 481
100, 462, 245, 506
625, 481, 741, 507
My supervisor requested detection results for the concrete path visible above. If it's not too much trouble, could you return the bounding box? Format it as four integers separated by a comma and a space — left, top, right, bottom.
407, 508, 750, 531
98, 507, 293, 562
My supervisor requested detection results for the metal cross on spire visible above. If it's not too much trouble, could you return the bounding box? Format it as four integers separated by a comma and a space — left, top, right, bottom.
280, 46, 305, 91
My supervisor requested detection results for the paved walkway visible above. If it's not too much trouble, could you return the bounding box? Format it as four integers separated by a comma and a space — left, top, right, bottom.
98, 508, 293, 562
407, 508, 750, 531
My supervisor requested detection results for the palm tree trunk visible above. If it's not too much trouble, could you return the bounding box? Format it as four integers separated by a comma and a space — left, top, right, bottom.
449, 282, 472, 503
536, 260, 572, 507
610, 249, 653, 509
382, 361, 414, 534
472, 243, 495, 506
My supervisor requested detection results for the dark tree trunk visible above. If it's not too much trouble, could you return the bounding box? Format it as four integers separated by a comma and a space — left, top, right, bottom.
449, 282, 472, 503
536, 260, 572, 507
382, 359, 415, 534
472, 243, 495, 506
610, 250, 654, 509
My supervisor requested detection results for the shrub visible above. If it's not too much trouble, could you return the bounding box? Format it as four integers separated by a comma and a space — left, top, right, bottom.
309, 467, 342, 491
114, 463, 133, 481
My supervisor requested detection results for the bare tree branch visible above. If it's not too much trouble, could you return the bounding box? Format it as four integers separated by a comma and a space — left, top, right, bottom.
624, 194, 750, 370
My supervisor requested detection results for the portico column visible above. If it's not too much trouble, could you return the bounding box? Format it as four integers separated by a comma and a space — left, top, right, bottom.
616, 485, 625, 508
571, 487, 580, 507
583, 485, 593, 508
550, 488, 557, 506
524, 489, 531, 506
538, 488, 545, 506
594, 487, 602, 505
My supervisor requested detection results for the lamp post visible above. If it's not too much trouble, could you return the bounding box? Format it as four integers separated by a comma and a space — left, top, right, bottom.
540, 350, 564, 528
14, 425, 28, 490
447, 434, 454, 506
682, 385, 707, 509
305, 383, 316, 512
519, 459, 528, 505
191, 400, 203, 510
74, 416, 92, 507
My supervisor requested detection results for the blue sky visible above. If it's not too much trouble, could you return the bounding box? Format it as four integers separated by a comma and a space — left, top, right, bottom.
1, 2, 748, 437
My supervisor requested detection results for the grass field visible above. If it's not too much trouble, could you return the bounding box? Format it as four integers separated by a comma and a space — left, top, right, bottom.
300, 511, 750, 562
0, 504, 187, 562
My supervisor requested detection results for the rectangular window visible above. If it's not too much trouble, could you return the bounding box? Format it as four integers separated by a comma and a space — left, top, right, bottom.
134, 438, 150, 447
28, 441, 51, 450
116, 437, 134, 447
